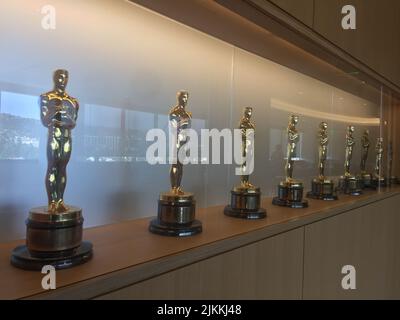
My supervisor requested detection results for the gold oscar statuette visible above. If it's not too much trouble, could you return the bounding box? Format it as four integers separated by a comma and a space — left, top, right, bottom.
372, 137, 387, 187
358, 129, 374, 188
11, 69, 93, 270
306, 122, 338, 200
149, 91, 202, 237
337, 125, 363, 195
224, 107, 266, 219
272, 115, 308, 208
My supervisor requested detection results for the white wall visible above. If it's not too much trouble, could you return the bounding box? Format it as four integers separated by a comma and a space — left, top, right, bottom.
0, 0, 381, 241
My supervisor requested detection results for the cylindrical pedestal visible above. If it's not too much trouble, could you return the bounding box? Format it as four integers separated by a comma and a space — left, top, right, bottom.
337, 176, 363, 195
272, 181, 308, 208
372, 176, 387, 188
360, 173, 374, 189
11, 206, 93, 270
224, 187, 266, 219
307, 178, 338, 200
149, 192, 202, 237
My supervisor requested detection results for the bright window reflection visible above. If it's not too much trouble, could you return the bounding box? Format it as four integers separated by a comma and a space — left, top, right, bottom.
0, 91, 40, 160
0, 91, 39, 120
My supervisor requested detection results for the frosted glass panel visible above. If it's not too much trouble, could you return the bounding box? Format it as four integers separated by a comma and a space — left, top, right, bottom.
0, 0, 382, 241
232, 48, 380, 194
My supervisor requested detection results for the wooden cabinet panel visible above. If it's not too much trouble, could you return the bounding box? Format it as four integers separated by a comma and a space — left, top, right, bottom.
314, 0, 400, 87
268, 0, 314, 27
303, 194, 400, 299
97, 227, 304, 299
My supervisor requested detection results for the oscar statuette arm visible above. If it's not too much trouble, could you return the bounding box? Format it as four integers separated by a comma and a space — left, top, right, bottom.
40, 94, 54, 128
320, 134, 328, 146
288, 129, 299, 144
61, 98, 79, 129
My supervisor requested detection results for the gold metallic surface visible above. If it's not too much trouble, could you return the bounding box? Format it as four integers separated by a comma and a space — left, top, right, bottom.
307, 122, 337, 200
28, 206, 82, 223
169, 91, 191, 196
238, 107, 256, 190
285, 115, 300, 183
360, 129, 370, 174
232, 185, 260, 193
40, 69, 79, 214
159, 191, 194, 202
280, 180, 303, 188
344, 125, 355, 177
317, 122, 328, 180
374, 137, 384, 179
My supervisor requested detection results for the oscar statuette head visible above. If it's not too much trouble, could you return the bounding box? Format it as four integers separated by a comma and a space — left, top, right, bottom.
244, 106, 252, 119
53, 69, 69, 92
177, 90, 189, 107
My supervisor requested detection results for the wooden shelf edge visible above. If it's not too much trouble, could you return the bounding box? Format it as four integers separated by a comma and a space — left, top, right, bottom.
25, 188, 399, 300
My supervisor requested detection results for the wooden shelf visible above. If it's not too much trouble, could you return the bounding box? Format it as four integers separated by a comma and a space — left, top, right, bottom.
0, 187, 399, 299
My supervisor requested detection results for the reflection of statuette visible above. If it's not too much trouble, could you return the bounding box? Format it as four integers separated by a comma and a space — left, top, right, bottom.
372, 137, 387, 187
307, 122, 338, 201
41, 70, 78, 213
337, 125, 362, 195
11, 70, 93, 270
360, 130, 370, 174
149, 91, 202, 236
224, 107, 266, 219
273, 115, 308, 208
358, 129, 373, 188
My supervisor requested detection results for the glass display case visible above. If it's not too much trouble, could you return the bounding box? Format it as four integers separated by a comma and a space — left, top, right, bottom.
0, 0, 398, 243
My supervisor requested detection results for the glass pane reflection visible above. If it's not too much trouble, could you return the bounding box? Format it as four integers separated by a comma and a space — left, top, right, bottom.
0, 0, 387, 242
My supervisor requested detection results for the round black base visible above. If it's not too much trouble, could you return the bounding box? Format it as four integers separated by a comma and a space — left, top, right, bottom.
372, 178, 387, 188
10, 241, 93, 271
149, 219, 202, 237
224, 205, 266, 220
272, 197, 308, 208
337, 177, 363, 196
307, 191, 338, 201
307, 179, 338, 201
306, 191, 338, 201
360, 174, 374, 189
362, 183, 376, 190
